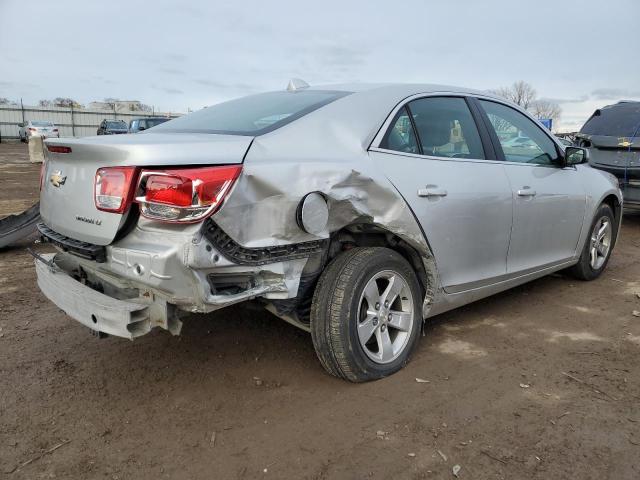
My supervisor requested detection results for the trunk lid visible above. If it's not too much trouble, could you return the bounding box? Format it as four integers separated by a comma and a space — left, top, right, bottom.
41, 133, 252, 245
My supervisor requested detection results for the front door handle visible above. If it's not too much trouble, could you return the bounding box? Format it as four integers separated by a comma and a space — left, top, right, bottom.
418, 187, 448, 198
517, 188, 537, 197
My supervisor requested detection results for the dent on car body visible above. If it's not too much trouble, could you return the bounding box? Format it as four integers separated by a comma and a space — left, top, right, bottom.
211, 156, 439, 329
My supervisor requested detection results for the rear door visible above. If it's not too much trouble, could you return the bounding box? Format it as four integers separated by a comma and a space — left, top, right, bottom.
476, 99, 586, 273
369, 96, 513, 292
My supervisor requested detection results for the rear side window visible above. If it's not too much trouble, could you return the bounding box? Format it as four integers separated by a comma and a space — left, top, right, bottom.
380, 107, 419, 154
580, 103, 640, 137
479, 100, 559, 165
152, 90, 350, 136
382, 97, 485, 159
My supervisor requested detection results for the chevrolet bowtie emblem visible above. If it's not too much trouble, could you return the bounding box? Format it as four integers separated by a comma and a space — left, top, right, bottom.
50, 170, 67, 187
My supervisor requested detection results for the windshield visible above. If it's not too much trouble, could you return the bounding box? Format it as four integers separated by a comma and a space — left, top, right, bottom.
152, 90, 350, 135
32, 121, 53, 127
581, 103, 640, 137
106, 121, 127, 129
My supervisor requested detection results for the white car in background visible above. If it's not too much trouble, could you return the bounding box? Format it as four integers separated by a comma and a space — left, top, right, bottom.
19, 120, 60, 142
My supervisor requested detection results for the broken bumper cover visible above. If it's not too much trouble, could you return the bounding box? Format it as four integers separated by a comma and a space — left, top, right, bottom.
35, 254, 179, 339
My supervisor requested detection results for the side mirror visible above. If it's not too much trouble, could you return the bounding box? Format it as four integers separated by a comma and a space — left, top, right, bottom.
564, 146, 589, 166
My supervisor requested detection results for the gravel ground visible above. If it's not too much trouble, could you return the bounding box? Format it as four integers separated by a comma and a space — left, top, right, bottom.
1, 143, 639, 479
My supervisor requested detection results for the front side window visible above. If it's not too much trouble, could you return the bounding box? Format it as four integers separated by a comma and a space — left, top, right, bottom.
479, 100, 559, 165
381, 97, 485, 159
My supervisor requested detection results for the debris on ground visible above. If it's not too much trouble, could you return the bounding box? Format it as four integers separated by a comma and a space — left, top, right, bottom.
437, 449, 448, 461
519, 383, 530, 388
0, 202, 40, 248
415, 378, 430, 383
7, 439, 71, 474
480, 449, 507, 464
452, 464, 461, 477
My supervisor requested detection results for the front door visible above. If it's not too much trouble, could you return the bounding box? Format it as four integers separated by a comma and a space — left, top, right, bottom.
477, 99, 586, 273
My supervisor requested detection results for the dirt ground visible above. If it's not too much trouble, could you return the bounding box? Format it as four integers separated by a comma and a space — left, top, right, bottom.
1, 142, 639, 479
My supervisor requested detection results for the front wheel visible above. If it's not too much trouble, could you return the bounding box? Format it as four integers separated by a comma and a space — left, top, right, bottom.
569, 203, 615, 280
310, 247, 422, 382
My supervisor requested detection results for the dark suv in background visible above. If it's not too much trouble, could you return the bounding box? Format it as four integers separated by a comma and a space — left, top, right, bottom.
129, 117, 170, 133
576, 101, 640, 210
97, 119, 129, 135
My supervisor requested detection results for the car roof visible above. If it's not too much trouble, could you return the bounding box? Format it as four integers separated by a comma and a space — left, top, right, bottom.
308, 82, 501, 100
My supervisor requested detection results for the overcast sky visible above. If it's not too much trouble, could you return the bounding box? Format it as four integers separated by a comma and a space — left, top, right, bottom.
1, 0, 638, 131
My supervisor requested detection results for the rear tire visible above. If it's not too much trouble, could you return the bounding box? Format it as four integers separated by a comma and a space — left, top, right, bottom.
569, 203, 615, 280
310, 247, 422, 382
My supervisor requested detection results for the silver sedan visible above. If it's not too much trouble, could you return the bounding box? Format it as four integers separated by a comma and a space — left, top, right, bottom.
36, 82, 622, 382
19, 120, 59, 142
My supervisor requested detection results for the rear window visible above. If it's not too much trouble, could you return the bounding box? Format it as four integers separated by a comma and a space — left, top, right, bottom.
143, 118, 169, 128
152, 90, 350, 136
106, 121, 127, 128
32, 121, 53, 127
581, 103, 640, 137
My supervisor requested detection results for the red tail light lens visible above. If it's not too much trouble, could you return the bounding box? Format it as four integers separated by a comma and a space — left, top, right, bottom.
28, 128, 36, 132
145, 175, 193, 207
94, 167, 138, 213
136, 165, 242, 223
46, 145, 72, 154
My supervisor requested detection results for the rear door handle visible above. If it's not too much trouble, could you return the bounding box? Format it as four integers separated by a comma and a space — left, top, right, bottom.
417, 187, 448, 198
517, 188, 537, 197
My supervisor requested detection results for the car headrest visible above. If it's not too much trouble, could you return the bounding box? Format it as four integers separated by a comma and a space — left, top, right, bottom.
387, 128, 407, 151
414, 116, 451, 149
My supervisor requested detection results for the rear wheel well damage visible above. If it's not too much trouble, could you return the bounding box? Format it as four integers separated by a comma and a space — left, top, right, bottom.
268, 223, 436, 329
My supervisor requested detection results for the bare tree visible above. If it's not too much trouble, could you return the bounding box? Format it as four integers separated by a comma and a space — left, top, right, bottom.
491, 80, 562, 127
136, 103, 152, 112
53, 97, 83, 108
38, 99, 53, 107
491, 81, 537, 109
530, 99, 562, 123
0, 97, 16, 105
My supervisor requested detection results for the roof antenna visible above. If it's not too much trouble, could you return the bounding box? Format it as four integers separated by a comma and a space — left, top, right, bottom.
287, 78, 309, 92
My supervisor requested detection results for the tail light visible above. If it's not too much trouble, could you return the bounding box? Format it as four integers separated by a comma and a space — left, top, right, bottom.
94, 167, 138, 213
53, 128, 59, 133
136, 165, 242, 223
28, 128, 36, 132
46, 145, 72, 154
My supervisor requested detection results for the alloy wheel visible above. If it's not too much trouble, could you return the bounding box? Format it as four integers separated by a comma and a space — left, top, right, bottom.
589, 215, 612, 270
356, 270, 415, 364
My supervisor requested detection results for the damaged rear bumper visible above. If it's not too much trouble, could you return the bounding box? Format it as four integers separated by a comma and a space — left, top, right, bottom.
35, 254, 181, 339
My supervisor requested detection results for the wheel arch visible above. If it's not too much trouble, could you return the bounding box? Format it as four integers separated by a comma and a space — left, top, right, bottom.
327, 222, 438, 315
601, 193, 622, 247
